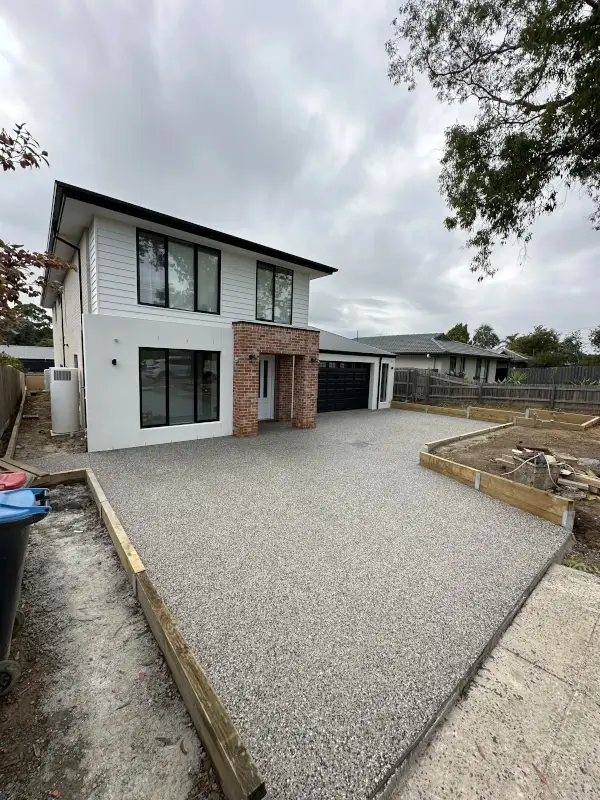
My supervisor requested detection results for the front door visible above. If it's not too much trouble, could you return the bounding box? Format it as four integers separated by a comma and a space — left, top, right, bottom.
258, 355, 275, 420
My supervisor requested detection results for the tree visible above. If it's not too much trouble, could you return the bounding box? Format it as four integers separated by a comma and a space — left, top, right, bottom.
386, 1, 600, 278
559, 330, 584, 364
506, 325, 584, 366
472, 324, 500, 349
590, 327, 600, 352
2, 303, 53, 346
446, 322, 469, 343
1, 123, 68, 343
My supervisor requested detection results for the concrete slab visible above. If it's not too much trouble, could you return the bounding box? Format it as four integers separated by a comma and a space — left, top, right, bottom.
394, 565, 600, 800
500, 573, 598, 684
30, 410, 570, 798
540, 692, 600, 799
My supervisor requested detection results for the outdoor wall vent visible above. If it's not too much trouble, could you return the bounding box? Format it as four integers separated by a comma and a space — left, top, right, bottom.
53, 370, 72, 381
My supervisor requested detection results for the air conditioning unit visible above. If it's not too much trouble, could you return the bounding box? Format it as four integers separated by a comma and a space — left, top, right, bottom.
50, 368, 80, 434
44, 369, 51, 391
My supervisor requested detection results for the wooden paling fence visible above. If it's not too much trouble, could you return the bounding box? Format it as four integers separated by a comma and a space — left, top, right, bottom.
0, 365, 25, 439
393, 368, 600, 411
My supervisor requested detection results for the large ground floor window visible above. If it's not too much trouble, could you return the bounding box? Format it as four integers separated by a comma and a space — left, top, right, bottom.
139, 347, 219, 428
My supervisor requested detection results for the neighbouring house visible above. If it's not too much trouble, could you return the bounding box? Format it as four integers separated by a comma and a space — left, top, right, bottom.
0, 345, 54, 373
358, 333, 500, 382
492, 345, 529, 382
42, 182, 394, 452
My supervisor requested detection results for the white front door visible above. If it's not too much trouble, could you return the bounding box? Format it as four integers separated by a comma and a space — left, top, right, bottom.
258, 355, 275, 421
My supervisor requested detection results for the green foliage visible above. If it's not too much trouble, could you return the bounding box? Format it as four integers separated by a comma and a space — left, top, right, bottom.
446, 322, 469, 343
565, 378, 600, 385
386, 0, 600, 278
2, 302, 53, 346
471, 323, 500, 349
590, 326, 600, 352
0, 352, 23, 371
505, 370, 528, 384
559, 331, 584, 364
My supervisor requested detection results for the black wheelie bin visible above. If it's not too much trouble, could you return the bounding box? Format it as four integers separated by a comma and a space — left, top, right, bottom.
0, 487, 50, 696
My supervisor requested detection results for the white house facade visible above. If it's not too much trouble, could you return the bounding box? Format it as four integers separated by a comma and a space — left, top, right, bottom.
358, 333, 500, 383
42, 183, 394, 452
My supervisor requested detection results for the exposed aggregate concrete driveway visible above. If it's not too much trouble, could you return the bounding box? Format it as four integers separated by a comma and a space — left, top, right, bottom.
32, 410, 569, 799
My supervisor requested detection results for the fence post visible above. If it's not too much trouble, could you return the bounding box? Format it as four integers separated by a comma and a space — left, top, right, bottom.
477, 381, 483, 405
424, 371, 431, 403
550, 384, 556, 410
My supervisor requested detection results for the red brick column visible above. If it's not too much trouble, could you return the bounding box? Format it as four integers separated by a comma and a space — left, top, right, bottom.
275, 355, 294, 422
233, 328, 260, 437
293, 356, 318, 429
232, 322, 319, 436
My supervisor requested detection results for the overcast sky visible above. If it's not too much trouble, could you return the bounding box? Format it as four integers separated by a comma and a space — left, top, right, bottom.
1, 0, 598, 343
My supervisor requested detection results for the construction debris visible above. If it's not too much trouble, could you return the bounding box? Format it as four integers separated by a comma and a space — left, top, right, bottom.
496, 445, 600, 496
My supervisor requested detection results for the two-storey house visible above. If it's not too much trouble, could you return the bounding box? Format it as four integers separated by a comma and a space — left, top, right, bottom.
42, 183, 394, 452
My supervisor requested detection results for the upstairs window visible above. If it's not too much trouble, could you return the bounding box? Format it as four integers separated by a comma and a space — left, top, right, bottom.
256, 262, 293, 325
137, 230, 220, 314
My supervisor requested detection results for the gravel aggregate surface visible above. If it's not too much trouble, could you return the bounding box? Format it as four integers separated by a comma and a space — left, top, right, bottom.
33, 410, 568, 798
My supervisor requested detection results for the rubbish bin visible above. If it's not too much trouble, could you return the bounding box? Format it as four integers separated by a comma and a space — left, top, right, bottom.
0, 488, 50, 696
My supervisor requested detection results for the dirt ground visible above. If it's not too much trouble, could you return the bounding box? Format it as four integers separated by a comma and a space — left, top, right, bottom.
13, 392, 86, 460
437, 425, 600, 572
0, 484, 223, 800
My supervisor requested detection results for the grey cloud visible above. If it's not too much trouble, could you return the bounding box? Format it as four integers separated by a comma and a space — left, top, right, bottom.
0, 0, 598, 340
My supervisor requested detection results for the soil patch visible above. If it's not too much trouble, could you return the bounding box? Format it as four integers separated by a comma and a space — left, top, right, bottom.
437, 426, 600, 573
13, 392, 86, 460
0, 483, 223, 800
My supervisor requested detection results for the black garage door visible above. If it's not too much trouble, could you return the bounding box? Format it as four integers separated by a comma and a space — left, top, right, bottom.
318, 361, 370, 412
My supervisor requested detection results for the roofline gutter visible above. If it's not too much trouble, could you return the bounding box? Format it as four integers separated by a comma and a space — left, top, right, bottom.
319, 348, 394, 358
47, 181, 338, 276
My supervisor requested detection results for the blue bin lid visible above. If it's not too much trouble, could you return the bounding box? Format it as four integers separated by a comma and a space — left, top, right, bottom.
0, 488, 50, 524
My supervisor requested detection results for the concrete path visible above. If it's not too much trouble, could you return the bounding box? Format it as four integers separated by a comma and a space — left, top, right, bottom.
28, 410, 570, 798
394, 564, 600, 800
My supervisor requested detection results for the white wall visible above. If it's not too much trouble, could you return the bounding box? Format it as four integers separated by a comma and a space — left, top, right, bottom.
394, 355, 441, 370
93, 216, 311, 328
319, 353, 394, 410
83, 313, 233, 452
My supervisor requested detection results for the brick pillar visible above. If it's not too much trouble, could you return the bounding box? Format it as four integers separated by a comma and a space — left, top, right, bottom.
275, 355, 294, 422
292, 356, 318, 429
233, 328, 260, 437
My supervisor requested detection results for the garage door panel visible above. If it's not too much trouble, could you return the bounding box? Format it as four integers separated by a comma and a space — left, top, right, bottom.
318, 362, 370, 412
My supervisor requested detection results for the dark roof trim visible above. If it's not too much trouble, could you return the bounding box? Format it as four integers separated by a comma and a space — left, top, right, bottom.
48, 182, 338, 275
319, 349, 393, 358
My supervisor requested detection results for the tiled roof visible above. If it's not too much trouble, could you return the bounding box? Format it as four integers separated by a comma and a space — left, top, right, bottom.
315, 329, 394, 355
357, 333, 500, 358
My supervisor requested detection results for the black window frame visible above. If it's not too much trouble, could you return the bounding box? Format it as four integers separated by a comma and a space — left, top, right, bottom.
255, 261, 294, 324
139, 347, 220, 429
136, 228, 221, 315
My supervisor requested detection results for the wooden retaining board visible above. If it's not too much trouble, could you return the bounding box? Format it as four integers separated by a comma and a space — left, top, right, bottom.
420, 452, 574, 530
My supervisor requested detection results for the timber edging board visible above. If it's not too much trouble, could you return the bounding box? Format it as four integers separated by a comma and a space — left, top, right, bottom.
392, 401, 599, 430
421, 422, 514, 454
5, 386, 28, 459
31, 467, 266, 800
420, 451, 574, 530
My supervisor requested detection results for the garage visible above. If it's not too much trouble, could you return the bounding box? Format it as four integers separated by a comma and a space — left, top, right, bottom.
316, 329, 395, 413
318, 361, 371, 412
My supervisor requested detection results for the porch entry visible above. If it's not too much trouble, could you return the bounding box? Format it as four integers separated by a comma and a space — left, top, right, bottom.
258, 355, 275, 420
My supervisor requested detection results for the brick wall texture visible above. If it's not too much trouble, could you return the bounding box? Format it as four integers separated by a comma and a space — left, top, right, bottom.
232, 323, 319, 436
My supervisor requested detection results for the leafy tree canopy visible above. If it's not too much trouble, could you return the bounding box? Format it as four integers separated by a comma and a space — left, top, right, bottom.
590, 326, 600, 352
471, 323, 500, 349
446, 322, 469, 343
507, 325, 584, 365
386, 0, 600, 278
2, 303, 52, 347
1, 123, 71, 343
